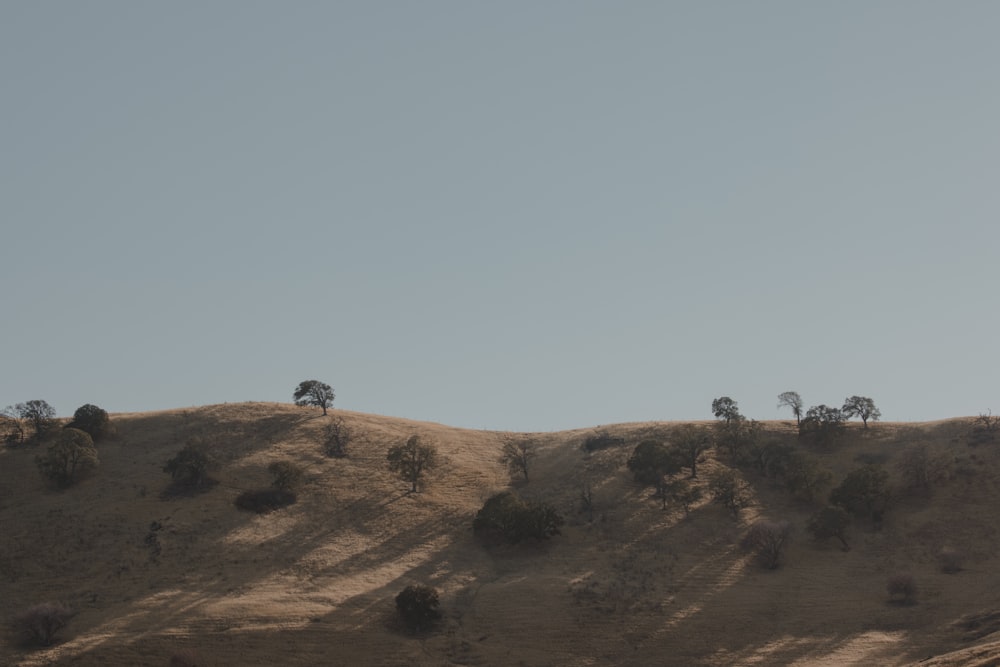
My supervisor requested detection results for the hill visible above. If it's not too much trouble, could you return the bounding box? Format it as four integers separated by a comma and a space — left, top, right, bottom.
2, 403, 1000, 666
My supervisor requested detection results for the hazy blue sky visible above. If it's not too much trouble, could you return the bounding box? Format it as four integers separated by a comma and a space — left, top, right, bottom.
3, 2, 998, 431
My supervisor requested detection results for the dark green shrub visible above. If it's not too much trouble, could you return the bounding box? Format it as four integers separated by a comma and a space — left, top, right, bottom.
473, 491, 564, 544
395, 585, 441, 633
12, 603, 73, 647
234, 489, 297, 514
35, 428, 98, 488
66, 404, 114, 441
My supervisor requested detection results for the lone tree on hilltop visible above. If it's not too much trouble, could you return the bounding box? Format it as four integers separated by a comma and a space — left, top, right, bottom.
15, 400, 57, 442
35, 428, 98, 488
712, 396, 743, 426
499, 435, 536, 482
842, 396, 881, 428
777, 391, 803, 426
66, 404, 113, 441
387, 435, 437, 492
293, 380, 335, 415
670, 425, 711, 478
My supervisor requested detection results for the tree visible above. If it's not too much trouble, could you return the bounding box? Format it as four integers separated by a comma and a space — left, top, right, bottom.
35, 428, 98, 488
830, 465, 891, 526
670, 425, 711, 478
741, 520, 792, 569
807, 505, 852, 551
293, 380, 335, 415
387, 435, 437, 492
268, 460, 304, 491
627, 439, 682, 503
472, 491, 564, 544
499, 435, 536, 482
842, 396, 881, 428
777, 391, 803, 426
800, 405, 846, 444
0, 406, 25, 445
709, 468, 753, 517
897, 444, 952, 493
15, 400, 57, 442
66, 404, 113, 441
668, 479, 703, 517
12, 603, 73, 647
395, 585, 441, 633
163, 439, 217, 490
711, 396, 742, 425
320, 415, 352, 457
780, 451, 833, 503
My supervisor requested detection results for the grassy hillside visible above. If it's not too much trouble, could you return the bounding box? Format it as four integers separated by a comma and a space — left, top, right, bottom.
2, 403, 1000, 666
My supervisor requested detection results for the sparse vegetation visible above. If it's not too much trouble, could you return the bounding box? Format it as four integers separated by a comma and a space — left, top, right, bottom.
293, 380, 335, 415
709, 468, 752, 517
887, 573, 917, 605
12, 603, 73, 647
66, 403, 114, 441
807, 505, 852, 551
473, 491, 564, 544
395, 584, 441, 633
387, 435, 437, 493
35, 427, 98, 488
499, 435, 536, 482
741, 519, 791, 569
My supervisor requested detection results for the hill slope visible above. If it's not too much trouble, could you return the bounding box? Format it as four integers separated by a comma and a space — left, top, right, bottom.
2, 403, 1000, 666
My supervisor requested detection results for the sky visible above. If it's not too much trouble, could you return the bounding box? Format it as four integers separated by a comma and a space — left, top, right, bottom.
2, 2, 999, 432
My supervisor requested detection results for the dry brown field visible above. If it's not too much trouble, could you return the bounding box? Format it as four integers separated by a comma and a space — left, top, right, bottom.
3, 402, 1000, 666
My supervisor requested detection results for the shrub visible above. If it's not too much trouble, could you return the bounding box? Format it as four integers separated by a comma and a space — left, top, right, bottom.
11, 603, 73, 647
582, 431, 624, 452
395, 584, 441, 633
807, 505, 852, 551
35, 428, 98, 488
830, 465, 891, 526
668, 479, 703, 517
321, 416, 351, 457
938, 546, 964, 574
268, 460, 303, 491
627, 440, 679, 486
387, 435, 437, 493
169, 650, 202, 667
887, 573, 917, 604
741, 520, 792, 569
66, 404, 114, 441
234, 489, 297, 514
708, 469, 753, 517
473, 491, 564, 544
163, 440, 217, 491
781, 452, 833, 503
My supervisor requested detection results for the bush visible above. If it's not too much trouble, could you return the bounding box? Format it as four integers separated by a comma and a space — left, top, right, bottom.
321, 416, 351, 458
898, 444, 952, 493
66, 404, 114, 441
268, 460, 303, 491
887, 573, 917, 604
169, 649, 202, 667
626, 440, 679, 486
741, 520, 792, 569
830, 465, 891, 526
234, 489, 297, 514
938, 546, 964, 574
395, 585, 441, 633
709, 469, 753, 517
35, 428, 98, 488
11, 603, 73, 647
163, 440, 217, 491
807, 505, 852, 551
582, 431, 625, 452
473, 491, 564, 544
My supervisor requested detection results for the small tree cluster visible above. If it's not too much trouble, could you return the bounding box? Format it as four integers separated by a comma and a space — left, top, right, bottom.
3, 400, 57, 444
473, 491, 564, 544
799, 405, 847, 445
709, 468, 753, 517
395, 585, 441, 633
66, 404, 114, 441
741, 519, 792, 569
163, 439, 217, 491
35, 428, 98, 488
11, 603, 73, 647
499, 435, 536, 482
829, 465, 891, 527
387, 435, 437, 492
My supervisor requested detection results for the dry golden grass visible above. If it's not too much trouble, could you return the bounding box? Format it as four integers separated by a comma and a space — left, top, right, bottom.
1, 404, 999, 666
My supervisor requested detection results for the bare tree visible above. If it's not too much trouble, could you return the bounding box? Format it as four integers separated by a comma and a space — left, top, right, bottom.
387, 435, 437, 493
777, 391, 803, 426
499, 435, 536, 482
742, 520, 792, 569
